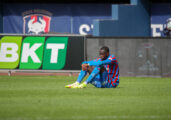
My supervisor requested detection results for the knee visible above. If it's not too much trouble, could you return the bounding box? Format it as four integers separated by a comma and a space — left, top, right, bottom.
87, 66, 94, 73
87, 66, 100, 75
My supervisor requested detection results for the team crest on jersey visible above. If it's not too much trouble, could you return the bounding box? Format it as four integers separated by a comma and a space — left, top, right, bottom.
109, 57, 113, 60
23, 15, 51, 34
106, 67, 109, 71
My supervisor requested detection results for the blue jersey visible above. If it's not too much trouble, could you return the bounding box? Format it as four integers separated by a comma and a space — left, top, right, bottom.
87, 55, 119, 86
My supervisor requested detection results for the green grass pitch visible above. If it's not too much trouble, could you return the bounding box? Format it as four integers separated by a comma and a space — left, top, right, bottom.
0, 76, 170, 120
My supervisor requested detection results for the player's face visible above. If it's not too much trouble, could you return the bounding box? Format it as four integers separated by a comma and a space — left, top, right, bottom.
99, 49, 109, 60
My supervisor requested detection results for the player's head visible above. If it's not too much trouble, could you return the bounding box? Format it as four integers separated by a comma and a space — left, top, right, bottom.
99, 46, 110, 60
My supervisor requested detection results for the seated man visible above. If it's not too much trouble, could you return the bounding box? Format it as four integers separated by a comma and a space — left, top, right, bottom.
65, 46, 119, 88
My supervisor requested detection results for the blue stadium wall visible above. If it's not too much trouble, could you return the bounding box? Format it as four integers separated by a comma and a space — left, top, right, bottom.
0, 2, 3, 33
0, 0, 151, 36
93, 0, 150, 37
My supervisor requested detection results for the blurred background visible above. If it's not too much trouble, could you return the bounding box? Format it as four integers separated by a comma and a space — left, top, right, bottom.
0, 0, 171, 77
0, 0, 171, 37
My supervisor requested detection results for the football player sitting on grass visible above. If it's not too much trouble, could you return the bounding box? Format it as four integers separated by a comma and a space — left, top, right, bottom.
65, 46, 119, 88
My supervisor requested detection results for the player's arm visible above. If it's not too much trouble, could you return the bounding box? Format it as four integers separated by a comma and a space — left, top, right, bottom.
81, 59, 101, 70
87, 58, 115, 66
81, 60, 97, 70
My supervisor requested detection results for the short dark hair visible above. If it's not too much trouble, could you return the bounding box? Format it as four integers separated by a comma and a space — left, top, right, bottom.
100, 46, 109, 53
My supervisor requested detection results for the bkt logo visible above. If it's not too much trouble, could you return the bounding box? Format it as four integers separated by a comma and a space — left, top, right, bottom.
23, 15, 51, 34
0, 36, 68, 70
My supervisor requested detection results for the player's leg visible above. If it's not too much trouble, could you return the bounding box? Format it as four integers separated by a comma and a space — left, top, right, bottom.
76, 61, 89, 83
65, 61, 88, 88
76, 70, 88, 83
90, 74, 102, 88
99, 68, 108, 88
75, 66, 102, 88
85, 66, 101, 84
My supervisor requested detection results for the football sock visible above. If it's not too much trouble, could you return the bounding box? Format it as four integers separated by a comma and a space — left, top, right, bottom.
77, 70, 87, 83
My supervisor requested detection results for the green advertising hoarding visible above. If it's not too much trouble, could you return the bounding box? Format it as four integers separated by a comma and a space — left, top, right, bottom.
19, 37, 45, 69
0, 35, 84, 70
43, 37, 68, 70
0, 36, 22, 69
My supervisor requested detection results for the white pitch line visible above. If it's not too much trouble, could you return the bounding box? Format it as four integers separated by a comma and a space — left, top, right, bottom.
96, 115, 171, 119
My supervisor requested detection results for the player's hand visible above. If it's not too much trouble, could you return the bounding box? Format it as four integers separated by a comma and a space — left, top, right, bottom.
81, 64, 89, 71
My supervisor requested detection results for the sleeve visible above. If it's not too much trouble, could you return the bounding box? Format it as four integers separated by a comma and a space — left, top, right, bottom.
88, 56, 116, 66
82, 58, 100, 65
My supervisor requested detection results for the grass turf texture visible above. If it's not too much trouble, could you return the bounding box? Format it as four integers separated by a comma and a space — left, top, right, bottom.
0, 76, 170, 120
